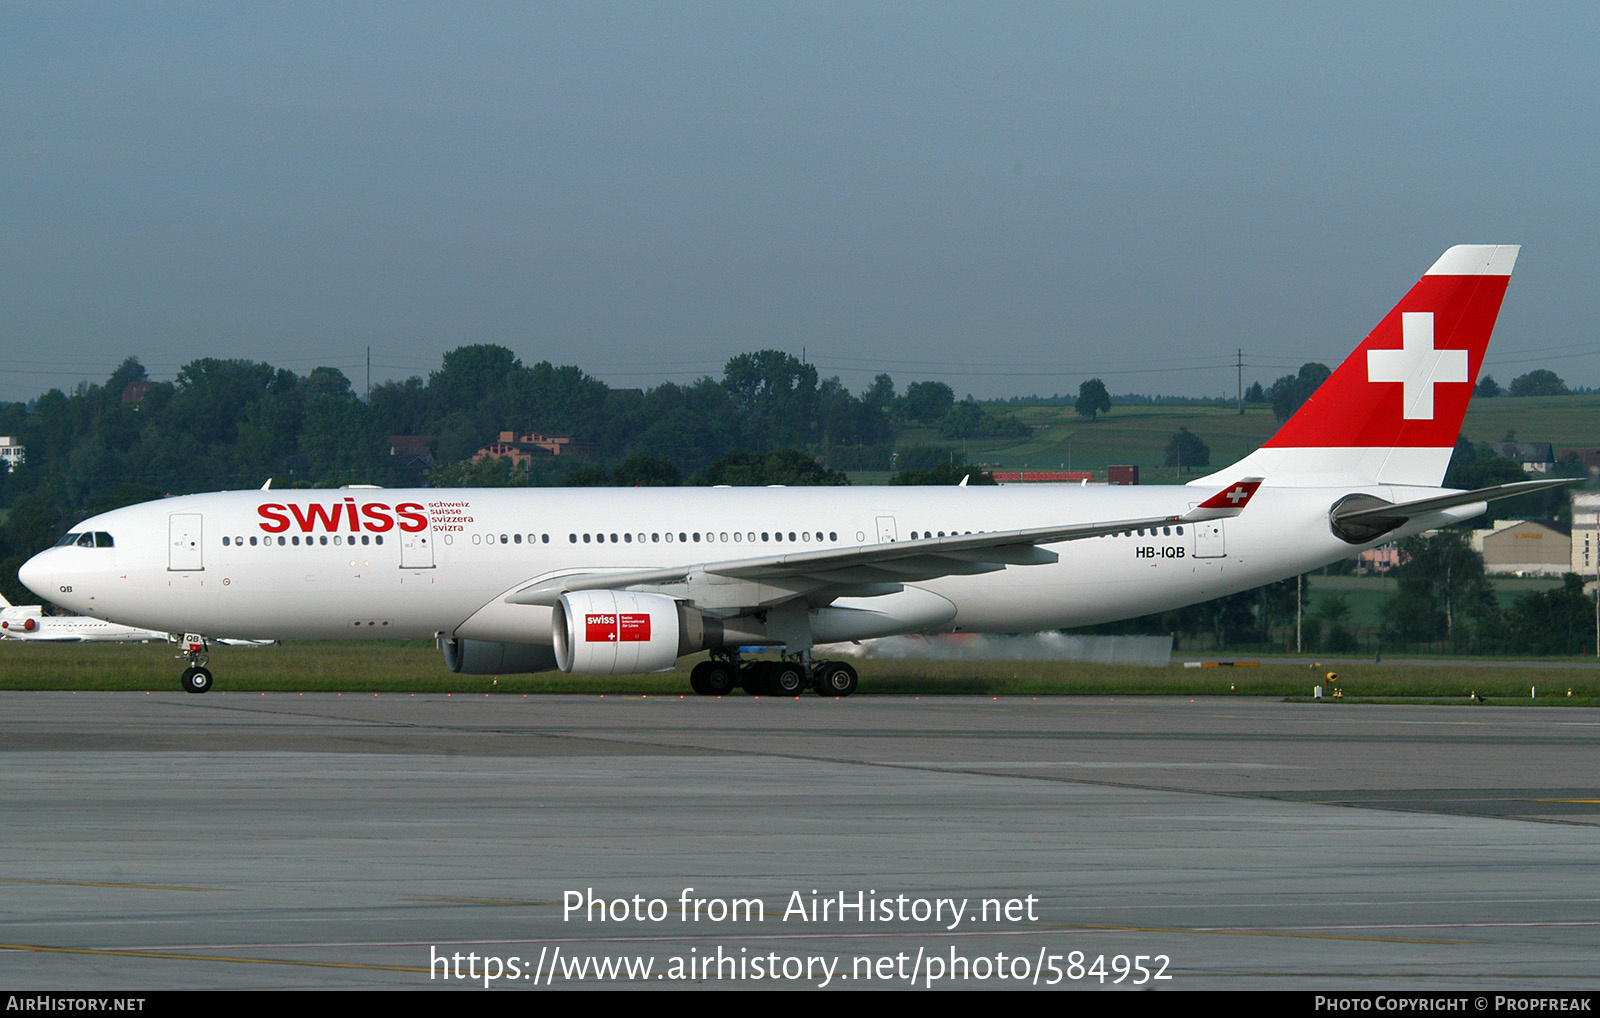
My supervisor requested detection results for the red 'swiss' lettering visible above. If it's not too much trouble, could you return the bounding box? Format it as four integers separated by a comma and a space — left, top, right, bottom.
585, 613, 652, 643
256, 501, 435, 534
395, 503, 428, 533
361, 503, 395, 531
289, 502, 344, 532
258, 504, 290, 533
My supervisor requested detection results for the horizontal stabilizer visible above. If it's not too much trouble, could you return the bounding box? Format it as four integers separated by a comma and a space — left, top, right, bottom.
1329, 478, 1573, 544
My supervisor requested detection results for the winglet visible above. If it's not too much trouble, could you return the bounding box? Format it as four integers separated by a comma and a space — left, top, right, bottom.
1185, 477, 1263, 520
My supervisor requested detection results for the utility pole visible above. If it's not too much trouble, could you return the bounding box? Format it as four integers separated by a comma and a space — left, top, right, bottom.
1237, 349, 1243, 415
366, 346, 371, 400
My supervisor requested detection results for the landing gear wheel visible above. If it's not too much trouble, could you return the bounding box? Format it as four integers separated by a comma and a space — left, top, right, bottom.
770, 662, 806, 697
700, 661, 736, 696
740, 663, 769, 695
180, 666, 213, 695
689, 665, 710, 695
815, 661, 858, 697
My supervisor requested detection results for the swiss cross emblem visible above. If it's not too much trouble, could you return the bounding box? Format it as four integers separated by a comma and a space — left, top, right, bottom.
1366, 312, 1469, 421
1225, 486, 1250, 504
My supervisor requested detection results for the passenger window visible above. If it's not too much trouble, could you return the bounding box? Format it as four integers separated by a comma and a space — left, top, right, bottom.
223, 537, 231, 547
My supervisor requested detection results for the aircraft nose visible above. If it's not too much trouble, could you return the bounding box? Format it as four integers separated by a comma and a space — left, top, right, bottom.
18, 549, 56, 602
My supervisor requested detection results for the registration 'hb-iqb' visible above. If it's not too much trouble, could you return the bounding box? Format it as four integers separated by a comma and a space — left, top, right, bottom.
20, 245, 1560, 696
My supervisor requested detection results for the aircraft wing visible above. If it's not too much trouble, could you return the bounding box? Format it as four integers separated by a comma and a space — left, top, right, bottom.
507, 478, 1263, 609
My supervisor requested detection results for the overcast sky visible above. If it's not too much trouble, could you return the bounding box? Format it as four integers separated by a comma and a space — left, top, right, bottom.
5, 2, 1598, 405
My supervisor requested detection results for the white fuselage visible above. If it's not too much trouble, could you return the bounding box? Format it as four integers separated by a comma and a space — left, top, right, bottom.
21, 482, 1471, 646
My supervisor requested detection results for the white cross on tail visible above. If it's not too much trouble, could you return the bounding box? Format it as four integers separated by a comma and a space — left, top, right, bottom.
1366, 312, 1469, 421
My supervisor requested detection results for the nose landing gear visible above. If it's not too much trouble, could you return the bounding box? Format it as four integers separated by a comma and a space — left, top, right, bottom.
177, 633, 212, 694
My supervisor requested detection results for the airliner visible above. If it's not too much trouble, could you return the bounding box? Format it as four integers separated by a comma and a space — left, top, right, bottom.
18, 245, 1561, 695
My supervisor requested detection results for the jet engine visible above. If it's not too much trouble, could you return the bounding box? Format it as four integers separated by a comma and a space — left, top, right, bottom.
441, 638, 557, 675
552, 590, 711, 674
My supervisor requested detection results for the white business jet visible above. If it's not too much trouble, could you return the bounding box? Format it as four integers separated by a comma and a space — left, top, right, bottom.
0, 589, 166, 643
19, 245, 1561, 695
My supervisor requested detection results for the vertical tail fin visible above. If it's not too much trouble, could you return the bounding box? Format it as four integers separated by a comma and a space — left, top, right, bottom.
1198, 244, 1518, 488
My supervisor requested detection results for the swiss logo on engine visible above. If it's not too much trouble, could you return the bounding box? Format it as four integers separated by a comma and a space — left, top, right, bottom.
585, 613, 651, 642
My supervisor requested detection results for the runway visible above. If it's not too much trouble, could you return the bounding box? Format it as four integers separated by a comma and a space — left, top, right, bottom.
3, 692, 1599, 990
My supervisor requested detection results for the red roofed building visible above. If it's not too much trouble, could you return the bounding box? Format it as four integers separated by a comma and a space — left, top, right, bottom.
473, 431, 598, 466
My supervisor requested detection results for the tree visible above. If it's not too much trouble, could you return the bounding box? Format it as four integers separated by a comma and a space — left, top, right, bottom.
1508, 369, 1568, 397
1268, 362, 1332, 421
1075, 378, 1111, 420
1474, 374, 1501, 398
898, 381, 955, 425
611, 454, 681, 487
1164, 427, 1210, 473
690, 448, 848, 486
1381, 529, 1496, 648
721, 350, 819, 449
1244, 381, 1265, 403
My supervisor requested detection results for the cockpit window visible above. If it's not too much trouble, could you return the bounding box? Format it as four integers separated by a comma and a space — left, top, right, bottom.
52, 531, 113, 548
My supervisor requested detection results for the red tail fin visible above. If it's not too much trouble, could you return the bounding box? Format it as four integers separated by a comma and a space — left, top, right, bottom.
1200, 245, 1517, 488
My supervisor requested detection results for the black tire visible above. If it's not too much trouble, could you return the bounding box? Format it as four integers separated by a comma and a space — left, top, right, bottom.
689, 663, 710, 696
770, 662, 806, 697
815, 661, 858, 697
701, 661, 736, 696
740, 662, 768, 695
181, 666, 213, 695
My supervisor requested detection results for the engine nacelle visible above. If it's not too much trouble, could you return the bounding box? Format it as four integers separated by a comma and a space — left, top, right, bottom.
442, 638, 558, 675
553, 590, 707, 675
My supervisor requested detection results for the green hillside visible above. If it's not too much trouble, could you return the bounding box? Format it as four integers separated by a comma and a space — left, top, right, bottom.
947, 395, 1600, 482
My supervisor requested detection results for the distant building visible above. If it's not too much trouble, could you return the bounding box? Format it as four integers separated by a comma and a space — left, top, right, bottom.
1356, 544, 1400, 573
1558, 448, 1600, 478
0, 436, 22, 472
1572, 493, 1600, 576
1472, 518, 1571, 576
388, 435, 436, 473
473, 431, 599, 466
991, 471, 1093, 484
1492, 441, 1556, 474
120, 381, 154, 404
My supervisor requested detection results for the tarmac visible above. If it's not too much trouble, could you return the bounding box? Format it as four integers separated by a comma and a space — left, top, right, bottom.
3, 691, 1599, 990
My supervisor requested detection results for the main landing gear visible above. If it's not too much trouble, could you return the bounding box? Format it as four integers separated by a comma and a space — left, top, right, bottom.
689, 652, 858, 698
177, 633, 213, 694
